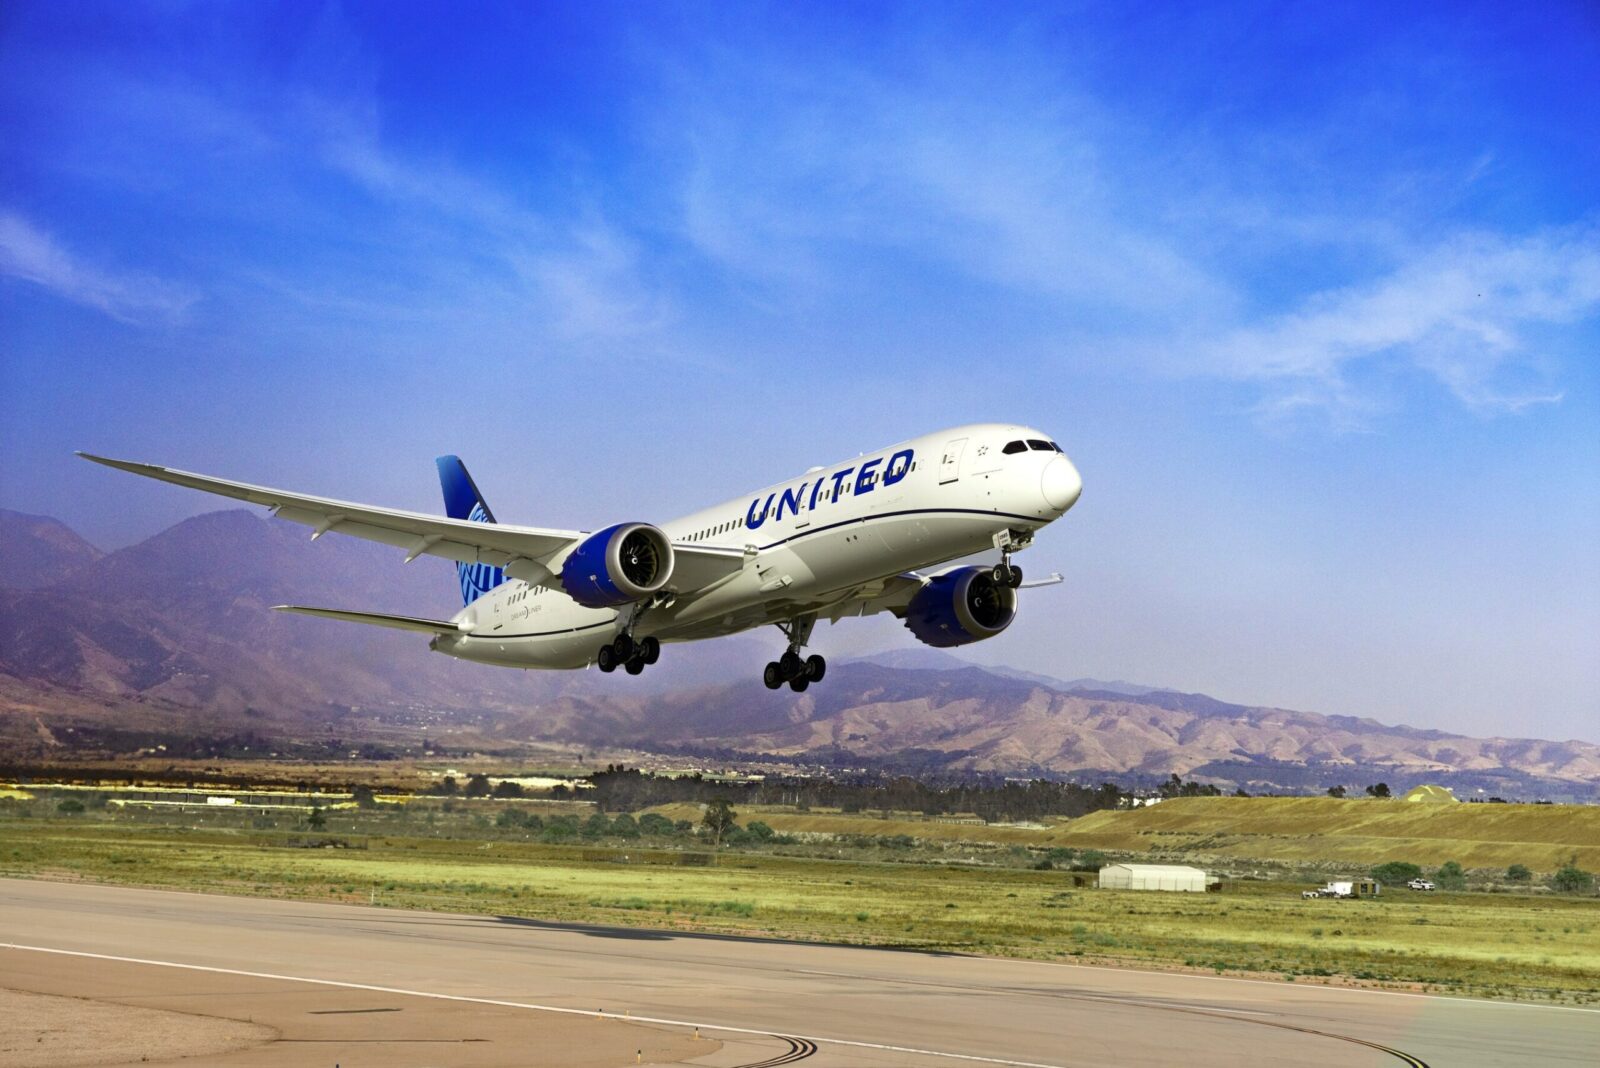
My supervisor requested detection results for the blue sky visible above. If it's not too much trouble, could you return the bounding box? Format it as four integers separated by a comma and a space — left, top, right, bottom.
2, 2, 1597, 740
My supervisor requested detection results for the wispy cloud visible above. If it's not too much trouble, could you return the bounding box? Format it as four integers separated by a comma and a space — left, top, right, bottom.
1197, 227, 1600, 424
0, 212, 198, 324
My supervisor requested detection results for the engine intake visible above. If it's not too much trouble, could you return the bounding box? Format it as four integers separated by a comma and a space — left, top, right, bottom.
903, 566, 1017, 647
561, 523, 674, 608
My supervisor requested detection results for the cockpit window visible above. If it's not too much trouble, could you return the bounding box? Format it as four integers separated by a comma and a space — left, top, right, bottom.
1027, 439, 1052, 451
1002, 440, 1028, 454
1049, 441, 1063, 452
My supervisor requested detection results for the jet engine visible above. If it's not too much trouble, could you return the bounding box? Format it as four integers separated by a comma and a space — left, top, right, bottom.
560, 523, 674, 608
902, 566, 1017, 647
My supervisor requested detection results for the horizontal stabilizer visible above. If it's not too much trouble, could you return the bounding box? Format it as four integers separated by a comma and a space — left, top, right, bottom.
273, 605, 463, 635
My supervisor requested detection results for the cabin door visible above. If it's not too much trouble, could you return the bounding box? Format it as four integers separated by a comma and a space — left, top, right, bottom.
938, 437, 967, 484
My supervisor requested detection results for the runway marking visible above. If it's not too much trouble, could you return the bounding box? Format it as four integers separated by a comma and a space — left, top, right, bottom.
1, 943, 1069, 1068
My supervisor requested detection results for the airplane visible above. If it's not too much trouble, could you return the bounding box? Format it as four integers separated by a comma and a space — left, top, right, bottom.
79, 423, 1082, 692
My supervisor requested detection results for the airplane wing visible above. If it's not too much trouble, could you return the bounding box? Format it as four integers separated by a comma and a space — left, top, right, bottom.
823, 573, 929, 621
664, 543, 746, 592
80, 452, 752, 596
824, 569, 1064, 621
273, 606, 464, 634
79, 453, 580, 578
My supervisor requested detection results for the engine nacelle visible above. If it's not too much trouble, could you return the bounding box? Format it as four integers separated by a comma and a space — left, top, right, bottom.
903, 566, 1017, 648
560, 522, 674, 608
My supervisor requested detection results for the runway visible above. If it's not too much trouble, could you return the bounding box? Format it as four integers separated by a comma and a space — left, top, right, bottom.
1, 879, 1594, 1067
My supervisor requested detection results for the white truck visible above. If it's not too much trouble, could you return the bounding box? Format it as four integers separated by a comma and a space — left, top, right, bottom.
1407, 878, 1436, 891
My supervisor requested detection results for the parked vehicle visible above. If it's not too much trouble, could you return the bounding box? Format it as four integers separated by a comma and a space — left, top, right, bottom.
1407, 879, 1436, 891
1303, 879, 1381, 899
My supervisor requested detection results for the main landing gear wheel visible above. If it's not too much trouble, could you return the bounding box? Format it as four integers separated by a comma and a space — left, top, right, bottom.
789, 675, 809, 693
639, 636, 660, 664
625, 657, 645, 675
597, 645, 618, 672
612, 633, 635, 662
763, 661, 784, 689
805, 654, 827, 682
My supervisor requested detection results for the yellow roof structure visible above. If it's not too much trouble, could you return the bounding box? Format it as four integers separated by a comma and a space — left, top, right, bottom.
1402, 784, 1458, 803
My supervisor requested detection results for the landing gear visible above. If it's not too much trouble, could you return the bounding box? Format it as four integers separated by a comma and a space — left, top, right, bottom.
990, 562, 1023, 588
991, 529, 1031, 589
764, 615, 826, 692
596, 599, 668, 676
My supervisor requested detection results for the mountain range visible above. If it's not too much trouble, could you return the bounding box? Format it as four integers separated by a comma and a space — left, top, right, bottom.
2, 507, 1596, 799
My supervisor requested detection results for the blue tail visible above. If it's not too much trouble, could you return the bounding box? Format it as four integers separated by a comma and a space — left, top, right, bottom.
437, 455, 505, 606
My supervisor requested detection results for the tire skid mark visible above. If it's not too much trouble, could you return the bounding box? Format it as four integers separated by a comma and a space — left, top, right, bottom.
736, 1035, 818, 1067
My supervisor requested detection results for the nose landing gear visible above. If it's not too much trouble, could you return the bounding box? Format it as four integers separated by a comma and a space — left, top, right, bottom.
764, 615, 825, 692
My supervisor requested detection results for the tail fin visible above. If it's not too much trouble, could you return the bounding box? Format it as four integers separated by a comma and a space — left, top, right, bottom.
436, 455, 505, 606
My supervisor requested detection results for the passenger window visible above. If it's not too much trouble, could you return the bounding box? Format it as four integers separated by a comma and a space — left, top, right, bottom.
1027, 439, 1051, 451
1002, 441, 1027, 454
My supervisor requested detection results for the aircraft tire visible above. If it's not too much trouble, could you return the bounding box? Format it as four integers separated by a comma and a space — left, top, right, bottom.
625, 657, 645, 675
805, 654, 826, 682
612, 633, 635, 661
597, 646, 617, 672
789, 675, 810, 693
763, 662, 784, 689
779, 650, 803, 679
640, 636, 660, 664
1009, 565, 1023, 587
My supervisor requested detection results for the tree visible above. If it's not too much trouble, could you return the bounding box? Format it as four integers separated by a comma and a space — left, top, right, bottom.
57, 798, 85, 815
541, 816, 578, 841
1550, 863, 1595, 895
745, 820, 774, 841
305, 806, 327, 830
639, 813, 676, 836
491, 780, 524, 799
1505, 864, 1532, 883
434, 776, 459, 796
582, 813, 611, 839
1327, 785, 1347, 799
702, 799, 737, 847
464, 774, 492, 798
610, 813, 640, 838
351, 784, 378, 809
1365, 783, 1391, 798
1372, 861, 1422, 885
1435, 860, 1467, 891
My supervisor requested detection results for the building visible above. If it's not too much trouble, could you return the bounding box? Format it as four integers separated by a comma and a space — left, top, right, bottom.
1097, 863, 1209, 892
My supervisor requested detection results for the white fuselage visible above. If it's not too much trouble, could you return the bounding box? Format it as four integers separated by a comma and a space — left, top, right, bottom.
432, 423, 1081, 669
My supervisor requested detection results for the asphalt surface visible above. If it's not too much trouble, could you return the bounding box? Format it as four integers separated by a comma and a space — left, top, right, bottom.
2, 879, 1595, 1067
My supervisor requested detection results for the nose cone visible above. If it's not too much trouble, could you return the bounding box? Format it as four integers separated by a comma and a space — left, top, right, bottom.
1041, 455, 1082, 513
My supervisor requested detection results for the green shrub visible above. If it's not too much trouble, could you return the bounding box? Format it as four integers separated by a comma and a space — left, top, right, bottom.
1506, 864, 1533, 884
57, 799, 85, 815
638, 813, 676, 836
1372, 861, 1422, 885
1435, 860, 1467, 891
1550, 865, 1595, 895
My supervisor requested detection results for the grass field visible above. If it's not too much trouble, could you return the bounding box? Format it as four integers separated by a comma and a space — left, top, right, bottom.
3, 811, 1597, 1005
637, 796, 1600, 872
1055, 796, 1600, 869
